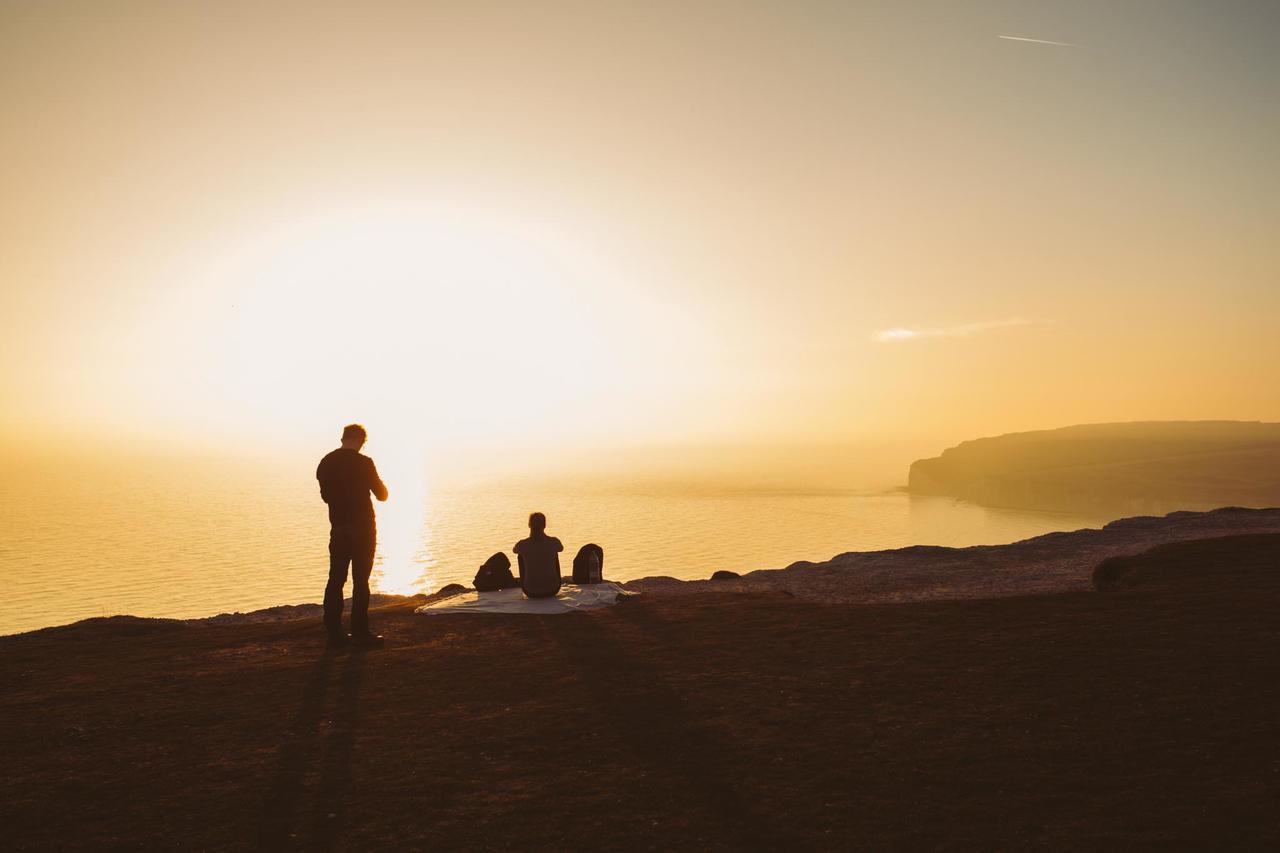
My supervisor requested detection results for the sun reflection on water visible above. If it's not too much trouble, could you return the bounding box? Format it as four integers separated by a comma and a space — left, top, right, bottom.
370, 447, 438, 596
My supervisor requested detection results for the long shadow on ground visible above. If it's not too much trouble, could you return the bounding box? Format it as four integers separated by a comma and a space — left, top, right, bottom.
257, 647, 367, 850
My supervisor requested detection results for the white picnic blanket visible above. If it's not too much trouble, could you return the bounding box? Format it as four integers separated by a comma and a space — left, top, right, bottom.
415, 582, 634, 615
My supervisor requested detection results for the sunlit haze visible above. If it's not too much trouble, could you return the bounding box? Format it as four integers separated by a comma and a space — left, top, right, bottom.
5, 5, 1280, 845
4, 0, 1278, 483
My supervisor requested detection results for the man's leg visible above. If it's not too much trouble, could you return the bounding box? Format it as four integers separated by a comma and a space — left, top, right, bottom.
349, 526, 376, 637
324, 526, 353, 637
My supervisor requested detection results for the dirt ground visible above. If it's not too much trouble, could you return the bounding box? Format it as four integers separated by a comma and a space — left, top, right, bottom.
2, 534, 1278, 851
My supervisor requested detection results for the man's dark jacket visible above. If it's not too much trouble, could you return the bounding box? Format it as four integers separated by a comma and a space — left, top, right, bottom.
316, 448, 387, 528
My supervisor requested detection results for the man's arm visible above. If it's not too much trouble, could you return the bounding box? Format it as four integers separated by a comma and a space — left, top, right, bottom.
317, 461, 332, 504
368, 460, 389, 502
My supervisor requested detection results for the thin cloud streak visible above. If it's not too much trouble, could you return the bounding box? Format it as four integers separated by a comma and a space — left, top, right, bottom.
998, 35, 1081, 48
874, 318, 1037, 343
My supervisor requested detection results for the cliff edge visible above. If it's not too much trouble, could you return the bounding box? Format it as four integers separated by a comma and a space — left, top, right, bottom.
908, 420, 1280, 513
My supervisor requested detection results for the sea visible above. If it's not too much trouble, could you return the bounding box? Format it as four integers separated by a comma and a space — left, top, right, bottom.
0, 450, 1116, 636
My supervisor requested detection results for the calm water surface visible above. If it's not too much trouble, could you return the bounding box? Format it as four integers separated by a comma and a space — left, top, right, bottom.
0, 453, 1115, 635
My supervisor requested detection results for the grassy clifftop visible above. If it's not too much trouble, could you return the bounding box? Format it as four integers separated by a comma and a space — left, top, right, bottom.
908, 421, 1280, 513
2, 534, 1278, 849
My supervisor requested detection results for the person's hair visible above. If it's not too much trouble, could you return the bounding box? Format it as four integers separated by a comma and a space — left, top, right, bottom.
528, 512, 547, 533
342, 423, 368, 443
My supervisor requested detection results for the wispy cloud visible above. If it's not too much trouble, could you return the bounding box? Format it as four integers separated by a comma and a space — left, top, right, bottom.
998, 35, 1081, 48
873, 318, 1036, 343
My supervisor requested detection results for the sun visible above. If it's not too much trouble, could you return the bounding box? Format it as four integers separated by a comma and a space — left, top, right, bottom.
137, 195, 719, 485
184, 201, 642, 450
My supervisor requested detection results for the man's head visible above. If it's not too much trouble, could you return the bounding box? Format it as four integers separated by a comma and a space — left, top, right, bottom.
340, 423, 368, 451
528, 512, 547, 534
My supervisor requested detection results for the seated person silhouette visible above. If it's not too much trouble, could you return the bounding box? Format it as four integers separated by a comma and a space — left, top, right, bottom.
513, 512, 563, 599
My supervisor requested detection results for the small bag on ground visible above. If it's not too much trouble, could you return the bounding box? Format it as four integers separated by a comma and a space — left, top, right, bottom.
572, 543, 605, 584
474, 552, 518, 592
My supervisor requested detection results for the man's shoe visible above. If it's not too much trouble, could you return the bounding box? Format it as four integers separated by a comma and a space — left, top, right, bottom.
351, 632, 385, 648
326, 632, 351, 648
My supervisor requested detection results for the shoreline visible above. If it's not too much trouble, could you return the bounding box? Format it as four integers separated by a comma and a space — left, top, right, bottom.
15, 506, 1280, 638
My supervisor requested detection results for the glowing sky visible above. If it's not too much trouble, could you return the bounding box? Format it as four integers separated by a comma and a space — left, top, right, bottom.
3, 1, 1278, 475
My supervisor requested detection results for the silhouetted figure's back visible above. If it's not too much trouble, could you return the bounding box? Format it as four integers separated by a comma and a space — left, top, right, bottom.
317, 448, 382, 529
514, 511, 562, 599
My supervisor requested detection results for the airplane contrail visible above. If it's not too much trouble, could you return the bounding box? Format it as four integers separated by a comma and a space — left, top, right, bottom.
998, 35, 1080, 48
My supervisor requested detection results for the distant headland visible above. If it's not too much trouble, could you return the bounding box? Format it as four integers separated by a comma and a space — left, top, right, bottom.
908, 420, 1280, 514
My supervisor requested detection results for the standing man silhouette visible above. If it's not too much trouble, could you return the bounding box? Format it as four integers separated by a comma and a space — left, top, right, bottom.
317, 424, 388, 647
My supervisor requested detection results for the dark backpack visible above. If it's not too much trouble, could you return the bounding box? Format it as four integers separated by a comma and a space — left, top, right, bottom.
474, 552, 518, 592
572, 543, 605, 584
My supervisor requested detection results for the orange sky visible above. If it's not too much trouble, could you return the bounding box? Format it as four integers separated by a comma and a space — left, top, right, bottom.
3, 1, 1278, 480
